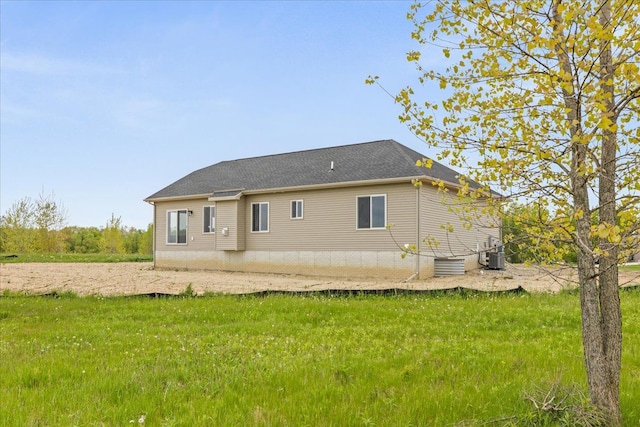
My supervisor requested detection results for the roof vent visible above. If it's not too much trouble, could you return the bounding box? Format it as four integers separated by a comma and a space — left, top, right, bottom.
330, 161, 335, 171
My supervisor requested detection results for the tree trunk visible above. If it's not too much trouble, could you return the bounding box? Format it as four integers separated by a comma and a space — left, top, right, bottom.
589, 1, 623, 424
553, 1, 622, 423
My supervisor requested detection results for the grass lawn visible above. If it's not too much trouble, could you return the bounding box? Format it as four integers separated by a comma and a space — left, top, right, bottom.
0, 253, 153, 263
1, 290, 638, 426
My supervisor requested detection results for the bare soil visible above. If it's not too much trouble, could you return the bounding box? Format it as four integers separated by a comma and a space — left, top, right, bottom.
1, 262, 638, 296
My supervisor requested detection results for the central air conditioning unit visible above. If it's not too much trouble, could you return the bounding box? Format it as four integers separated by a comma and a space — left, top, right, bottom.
488, 252, 505, 270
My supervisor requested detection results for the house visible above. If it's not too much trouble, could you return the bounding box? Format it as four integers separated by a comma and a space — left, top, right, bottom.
144, 139, 501, 279
631, 235, 640, 262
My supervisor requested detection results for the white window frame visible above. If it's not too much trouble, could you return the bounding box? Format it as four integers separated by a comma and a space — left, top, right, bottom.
356, 194, 387, 230
251, 202, 269, 233
203, 205, 215, 234
166, 209, 188, 245
290, 199, 304, 219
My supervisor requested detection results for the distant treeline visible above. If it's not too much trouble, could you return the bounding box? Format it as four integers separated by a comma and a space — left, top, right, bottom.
0, 192, 152, 255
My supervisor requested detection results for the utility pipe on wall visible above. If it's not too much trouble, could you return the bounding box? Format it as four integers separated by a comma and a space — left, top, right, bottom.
415, 184, 420, 278
152, 202, 156, 269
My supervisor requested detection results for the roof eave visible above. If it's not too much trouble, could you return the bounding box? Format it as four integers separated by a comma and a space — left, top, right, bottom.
143, 193, 212, 203
417, 177, 503, 199
144, 176, 501, 202
208, 193, 244, 202
240, 176, 426, 195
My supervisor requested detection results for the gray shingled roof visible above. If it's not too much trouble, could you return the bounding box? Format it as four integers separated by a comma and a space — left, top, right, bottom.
145, 139, 475, 200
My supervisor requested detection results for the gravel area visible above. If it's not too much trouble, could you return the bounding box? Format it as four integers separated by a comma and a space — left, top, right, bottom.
2, 262, 638, 296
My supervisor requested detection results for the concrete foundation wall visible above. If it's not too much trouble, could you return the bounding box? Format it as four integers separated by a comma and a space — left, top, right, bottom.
156, 250, 417, 280
155, 250, 484, 280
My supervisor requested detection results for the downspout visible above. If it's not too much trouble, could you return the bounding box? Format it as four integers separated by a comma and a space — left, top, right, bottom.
153, 202, 157, 269
415, 184, 420, 278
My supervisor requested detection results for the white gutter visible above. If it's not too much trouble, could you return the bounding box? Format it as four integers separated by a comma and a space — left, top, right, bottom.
242, 176, 426, 195
145, 175, 500, 203
239, 177, 503, 200
144, 193, 212, 203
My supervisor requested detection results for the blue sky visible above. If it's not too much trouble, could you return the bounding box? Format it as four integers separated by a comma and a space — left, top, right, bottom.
1, 1, 429, 229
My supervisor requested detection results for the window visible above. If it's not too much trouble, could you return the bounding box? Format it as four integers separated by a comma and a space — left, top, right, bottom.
251, 202, 269, 232
357, 195, 386, 229
291, 200, 303, 219
167, 210, 188, 244
203, 206, 215, 233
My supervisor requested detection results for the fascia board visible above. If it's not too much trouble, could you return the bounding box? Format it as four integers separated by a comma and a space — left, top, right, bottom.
143, 193, 212, 203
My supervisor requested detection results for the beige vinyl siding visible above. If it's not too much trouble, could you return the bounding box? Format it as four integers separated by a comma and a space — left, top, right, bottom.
237, 199, 246, 249
243, 183, 417, 251
418, 186, 500, 257
150, 182, 501, 278
215, 199, 245, 251
154, 199, 216, 251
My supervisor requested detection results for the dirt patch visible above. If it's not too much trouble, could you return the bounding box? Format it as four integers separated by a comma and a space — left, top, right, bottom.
1, 262, 638, 296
